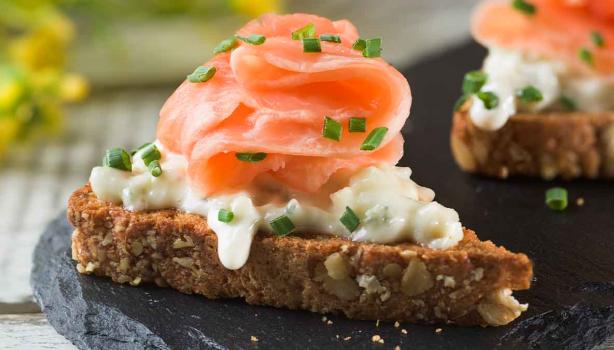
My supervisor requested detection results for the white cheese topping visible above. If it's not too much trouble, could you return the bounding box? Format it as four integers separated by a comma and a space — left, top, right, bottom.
469, 47, 614, 130
90, 143, 463, 269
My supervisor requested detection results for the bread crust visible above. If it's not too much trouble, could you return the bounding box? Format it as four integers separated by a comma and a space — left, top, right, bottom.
451, 103, 614, 179
68, 184, 532, 326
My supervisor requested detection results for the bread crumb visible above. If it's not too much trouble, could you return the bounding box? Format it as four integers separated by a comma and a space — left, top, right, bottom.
343, 336, 352, 341
394, 321, 400, 328
400, 250, 417, 259
322, 316, 327, 322
576, 197, 585, 206
336, 334, 339, 339
394, 346, 401, 350
401, 329, 408, 334
371, 335, 384, 344
435, 328, 443, 334
326, 320, 333, 325
250, 336, 258, 342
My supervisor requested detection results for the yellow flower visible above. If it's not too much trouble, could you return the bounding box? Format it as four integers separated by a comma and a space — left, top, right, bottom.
230, 0, 282, 17
0, 79, 25, 111
8, 12, 74, 71
59, 74, 89, 102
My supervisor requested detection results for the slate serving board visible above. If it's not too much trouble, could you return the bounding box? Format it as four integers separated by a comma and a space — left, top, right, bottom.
32, 42, 614, 350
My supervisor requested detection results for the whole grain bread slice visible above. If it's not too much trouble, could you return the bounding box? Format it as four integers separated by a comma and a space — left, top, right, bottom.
451, 102, 614, 179
67, 184, 532, 326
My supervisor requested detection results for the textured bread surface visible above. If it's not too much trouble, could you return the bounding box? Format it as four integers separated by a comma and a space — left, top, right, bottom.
68, 184, 532, 326
451, 103, 614, 179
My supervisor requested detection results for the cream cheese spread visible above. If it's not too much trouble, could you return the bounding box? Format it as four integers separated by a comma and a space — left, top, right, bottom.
469, 47, 614, 130
90, 143, 463, 270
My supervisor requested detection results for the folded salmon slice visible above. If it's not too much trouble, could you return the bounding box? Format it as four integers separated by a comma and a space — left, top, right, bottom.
158, 13, 411, 196
473, 0, 614, 75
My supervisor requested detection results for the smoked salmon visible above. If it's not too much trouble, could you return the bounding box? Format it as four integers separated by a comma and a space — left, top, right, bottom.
473, 0, 614, 75
157, 13, 411, 196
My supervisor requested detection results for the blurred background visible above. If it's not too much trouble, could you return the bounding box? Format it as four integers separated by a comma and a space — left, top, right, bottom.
0, 0, 475, 347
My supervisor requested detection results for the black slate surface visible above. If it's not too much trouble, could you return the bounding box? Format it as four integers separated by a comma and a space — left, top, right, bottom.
32, 42, 614, 350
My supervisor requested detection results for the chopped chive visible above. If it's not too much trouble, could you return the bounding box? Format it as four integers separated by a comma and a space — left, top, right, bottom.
477, 91, 499, 110
140, 143, 161, 166
517, 85, 543, 103
148, 159, 162, 177
320, 34, 341, 43
340, 206, 360, 232
362, 38, 382, 58
131, 142, 153, 156
348, 117, 366, 132
579, 47, 594, 66
512, 0, 536, 15
591, 31, 605, 48
236, 152, 267, 162
187, 66, 216, 83
103, 148, 132, 171
291, 23, 315, 40
352, 38, 366, 51
560, 95, 577, 111
462, 71, 488, 94
270, 215, 295, 236
454, 94, 469, 111
236, 34, 266, 45
218, 209, 234, 223
545, 187, 568, 211
213, 37, 239, 54
302, 38, 321, 53
322, 116, 342, 141
360, 127, 388, 151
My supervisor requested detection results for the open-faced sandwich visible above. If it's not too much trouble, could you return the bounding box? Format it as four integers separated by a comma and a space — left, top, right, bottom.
68, 13, 532, 326
452, 0, 614, 179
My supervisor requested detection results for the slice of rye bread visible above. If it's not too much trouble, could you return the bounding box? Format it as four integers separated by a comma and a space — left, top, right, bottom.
451, 102, 614, 180
68, 184, 533, 326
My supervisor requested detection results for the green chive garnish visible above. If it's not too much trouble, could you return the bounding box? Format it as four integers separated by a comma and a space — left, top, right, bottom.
360, 127, 388, 151
560, 95, 577, 111
213, 37, 239, 54
454, 94, 469, 111
591, 31, 605, 48
462, 71, 488, 94
236, 34, 266, 45
545, 187, 568, 211
187, 66, 216, 83
148, 159, 162, 177
517, 85, 543, 103
322, 116, 342, 141
303, 38, 321, 53
512, 0, 536, 15
236, 152, 267, 162
103, 148, 132, 171
131, 142, 152, 156
579, 47, 594, 66
320, 34, 341, 43
218, 209, 234, 223
352, 38, 366, 51
270, 215, 295, 236
348, 117, 366, 132
291, 23, 315, 40
340, 206, 360, 232
140, 143, 161, 166
362, 38, 382, 58
477, 91, 499, 110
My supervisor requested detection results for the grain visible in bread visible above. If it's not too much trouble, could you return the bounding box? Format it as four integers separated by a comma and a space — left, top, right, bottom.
68, 184, 533, 326
451, 102, 614, 179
